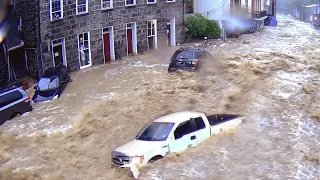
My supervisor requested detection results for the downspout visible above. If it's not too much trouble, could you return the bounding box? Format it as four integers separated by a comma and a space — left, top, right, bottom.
183, 0, 185, 38
37, 0, 43, 79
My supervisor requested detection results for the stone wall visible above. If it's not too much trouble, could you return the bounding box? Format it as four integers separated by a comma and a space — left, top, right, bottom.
39, 0, 185, 72
14, 0, 41, 78
0, 43, 8, 85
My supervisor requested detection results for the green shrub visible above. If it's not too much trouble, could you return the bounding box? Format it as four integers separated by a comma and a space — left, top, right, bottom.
186, 14, 221, 39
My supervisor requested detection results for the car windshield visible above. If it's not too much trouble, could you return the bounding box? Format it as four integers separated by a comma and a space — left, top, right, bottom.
136, 122, 174, 141
38, 77, 59, 91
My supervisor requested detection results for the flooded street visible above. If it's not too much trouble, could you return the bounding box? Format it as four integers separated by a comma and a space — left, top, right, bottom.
0, 14, 319, 179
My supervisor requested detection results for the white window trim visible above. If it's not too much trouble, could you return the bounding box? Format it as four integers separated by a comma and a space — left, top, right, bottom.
147, 20, 156, 37
17, 17, 22, 31
166, 0, 175, 3
101, 0, 113, 9
77, 32, 92, 69
50, 0, 63, 21
147, 0, 156, 4
125, 0, 136, 6
51, 38, 67, 67
76, 0, 89, 15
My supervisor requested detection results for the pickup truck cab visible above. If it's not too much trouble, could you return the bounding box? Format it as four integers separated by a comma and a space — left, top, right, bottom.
111, 111, 243, 168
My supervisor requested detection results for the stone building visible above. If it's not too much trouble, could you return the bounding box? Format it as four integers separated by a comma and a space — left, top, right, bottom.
13, 0, 185, 74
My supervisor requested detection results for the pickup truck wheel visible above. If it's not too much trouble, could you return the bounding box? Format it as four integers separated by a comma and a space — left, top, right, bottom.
148, 155, 163, 163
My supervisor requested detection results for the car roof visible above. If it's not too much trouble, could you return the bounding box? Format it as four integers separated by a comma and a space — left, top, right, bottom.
153, 111, 205, 124
177, 47, 205, 52
0, 83, 23, 95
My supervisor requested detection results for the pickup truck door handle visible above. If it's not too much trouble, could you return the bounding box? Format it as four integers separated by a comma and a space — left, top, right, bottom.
161, 145, 168, 148
191, 135, 196, 140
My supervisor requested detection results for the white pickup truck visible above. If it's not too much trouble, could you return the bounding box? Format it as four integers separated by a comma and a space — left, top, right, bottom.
111, 111, 244, 168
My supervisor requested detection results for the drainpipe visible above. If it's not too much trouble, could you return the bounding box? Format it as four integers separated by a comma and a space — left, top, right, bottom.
37, 0, 43, 79
183, 0, 185, 38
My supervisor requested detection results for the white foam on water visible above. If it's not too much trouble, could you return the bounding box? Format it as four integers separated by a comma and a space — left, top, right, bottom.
27, 124, 73, 137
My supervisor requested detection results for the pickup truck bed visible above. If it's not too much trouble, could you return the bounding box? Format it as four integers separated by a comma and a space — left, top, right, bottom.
207, 114, 241, 126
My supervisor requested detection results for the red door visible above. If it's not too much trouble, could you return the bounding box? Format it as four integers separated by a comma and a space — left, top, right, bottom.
127, 29, 133, 54
103, 33, 111, 63
167, 24, 171, 46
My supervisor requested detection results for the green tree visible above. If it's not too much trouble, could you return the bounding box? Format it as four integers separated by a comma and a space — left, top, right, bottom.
186, 14, 221, 38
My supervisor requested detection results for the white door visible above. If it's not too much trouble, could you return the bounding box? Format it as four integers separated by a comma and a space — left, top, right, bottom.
78, 32, 92, 69
191, 117, 211, 145
168, 120, 197, 153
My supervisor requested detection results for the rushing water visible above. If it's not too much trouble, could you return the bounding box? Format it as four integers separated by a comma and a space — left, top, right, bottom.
0, 14, 319, 179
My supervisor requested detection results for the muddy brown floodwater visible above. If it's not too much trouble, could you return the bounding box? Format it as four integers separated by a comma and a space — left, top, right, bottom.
0, 14, 319, 180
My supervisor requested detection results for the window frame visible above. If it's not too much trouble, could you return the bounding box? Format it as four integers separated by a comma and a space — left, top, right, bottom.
101, 0, 113, 10
147, 20, 156, 37
174, 120, 193, 140
125, 0, 136, 6
147, 0, 156, 4
50, 0, 64, 21
17, 16, 22, 31
76, 0, 89, 15
191, 117, 206, 131
77, 32, 92, 69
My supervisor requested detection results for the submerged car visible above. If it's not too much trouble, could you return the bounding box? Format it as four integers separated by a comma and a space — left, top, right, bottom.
32, 65, 71, 103
111, 111, 244, 168
0, 84, 32, 124
168, 48, 213, 72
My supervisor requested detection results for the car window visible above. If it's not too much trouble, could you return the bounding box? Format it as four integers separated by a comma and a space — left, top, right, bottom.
136, 122, 174, 141
174, 120, 194, 139
0, 90, 23, 108
38, 77, 59, 91
192, 117, 206, 131
172, 50, 194, 60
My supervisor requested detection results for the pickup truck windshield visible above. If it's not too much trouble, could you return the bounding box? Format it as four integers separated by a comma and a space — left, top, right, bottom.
136, 122, 174, 141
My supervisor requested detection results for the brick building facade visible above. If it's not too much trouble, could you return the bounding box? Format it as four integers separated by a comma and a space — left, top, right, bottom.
14, 0, 185, 74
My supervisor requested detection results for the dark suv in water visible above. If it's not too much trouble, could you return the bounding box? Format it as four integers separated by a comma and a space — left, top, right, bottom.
168, 48, 212, 73
0, 84, 33, 125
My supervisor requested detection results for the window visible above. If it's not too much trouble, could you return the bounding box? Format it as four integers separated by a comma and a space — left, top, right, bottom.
147, 20, 156, 37
136, 122, 174, 141
76, 0, 88, 15
78, 32, 92, 69
17, 17, 22, 31
38, 77, 60, 91
101, 0, 113, 9
125, 0, 136, 6
172, 50, 194, 60
192, 117, 206, 131
50, 0, 63, 21
167, 0, 175, 2
0, 91, 23, 108
147, 0, 156, 4
174, 120, 193, 139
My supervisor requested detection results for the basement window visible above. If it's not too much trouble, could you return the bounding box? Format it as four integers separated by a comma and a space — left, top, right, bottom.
76, 0, 88, 15
167, 0, 175, 2
125, 0, 136, 6
147, 0, 156, 4
50, 0, 63, 21
101, 0, 113, 9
